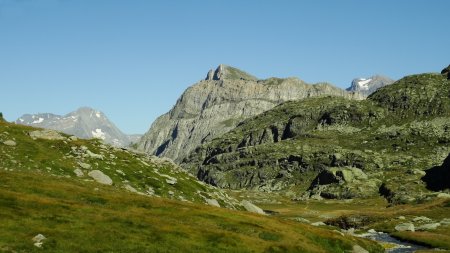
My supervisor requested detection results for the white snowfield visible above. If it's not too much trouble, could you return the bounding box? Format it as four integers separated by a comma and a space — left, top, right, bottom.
356, 78, 372, 90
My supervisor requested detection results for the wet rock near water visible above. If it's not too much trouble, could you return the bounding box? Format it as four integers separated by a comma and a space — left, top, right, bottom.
395, 223, 415, 232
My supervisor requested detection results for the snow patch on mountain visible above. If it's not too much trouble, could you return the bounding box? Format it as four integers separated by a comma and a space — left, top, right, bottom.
32, 118, 44, 124
355, 78, 372, 90
346, 75, 395, 97
92, 128, 106, 140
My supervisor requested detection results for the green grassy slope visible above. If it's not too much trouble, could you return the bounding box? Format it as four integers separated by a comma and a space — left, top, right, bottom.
0, 169, 384, 252
0, 120, 238, 208
0, 120, 384, 252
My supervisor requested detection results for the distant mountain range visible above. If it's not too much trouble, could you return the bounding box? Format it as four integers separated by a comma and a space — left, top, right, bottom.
346, 75, 395, 96
15, 107, 140, 147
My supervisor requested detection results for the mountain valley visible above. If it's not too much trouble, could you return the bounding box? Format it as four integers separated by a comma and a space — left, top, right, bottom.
1, 65, 449, 252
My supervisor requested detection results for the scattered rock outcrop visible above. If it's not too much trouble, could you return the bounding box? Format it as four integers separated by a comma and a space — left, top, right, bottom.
29, 129, 65, 140
306, 167, 379, 199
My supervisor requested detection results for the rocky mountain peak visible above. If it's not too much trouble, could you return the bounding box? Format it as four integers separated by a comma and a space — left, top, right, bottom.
346, 75, 395, 97
75, 106, 96, 113
205, 64, 258, 81
72, 107, 104, 119
139, 66, 361, 162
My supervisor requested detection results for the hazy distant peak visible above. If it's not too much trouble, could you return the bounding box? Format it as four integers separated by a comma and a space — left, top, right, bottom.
16, 107, 140, 147
347, 75, 395, 96
72, 107, 104, 119
205, 64, 258, 81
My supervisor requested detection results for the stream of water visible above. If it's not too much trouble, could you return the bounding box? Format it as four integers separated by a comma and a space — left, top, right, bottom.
360, 231, 430, 253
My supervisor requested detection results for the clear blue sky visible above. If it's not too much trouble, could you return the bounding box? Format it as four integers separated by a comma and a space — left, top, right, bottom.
1, 0, 449, 134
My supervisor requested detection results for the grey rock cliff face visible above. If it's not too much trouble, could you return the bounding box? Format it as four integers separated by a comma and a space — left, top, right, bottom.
138, 65, 363, 162
16, 107, 138, 147
346, 75, 395, 97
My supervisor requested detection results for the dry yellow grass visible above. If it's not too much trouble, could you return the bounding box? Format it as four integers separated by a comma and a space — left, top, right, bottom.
0, 170, 383, 252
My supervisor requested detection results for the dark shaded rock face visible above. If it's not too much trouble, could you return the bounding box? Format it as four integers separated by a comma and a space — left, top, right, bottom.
326, 215, 378, 229
304, 167, 379, 200
442, 65, 450, 79
422, 153, 450, 191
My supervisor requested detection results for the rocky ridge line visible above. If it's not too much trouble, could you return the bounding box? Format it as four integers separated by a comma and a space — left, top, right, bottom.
138, 64, 364, 162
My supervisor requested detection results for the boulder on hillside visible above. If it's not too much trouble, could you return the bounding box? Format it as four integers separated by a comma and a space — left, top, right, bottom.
421, 153, 450, 191
88, 170, 113, 185
395, 223, 415, 232
206, 199, 220, 207
241, 200, 266, 215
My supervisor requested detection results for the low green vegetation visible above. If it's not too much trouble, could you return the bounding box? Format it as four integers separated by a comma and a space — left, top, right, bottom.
0, 170, 383, 252
0, 120, 385, 252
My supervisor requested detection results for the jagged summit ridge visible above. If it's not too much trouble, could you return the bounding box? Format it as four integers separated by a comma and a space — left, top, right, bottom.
138, 65, 362, 162
205, 64, 258, 81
